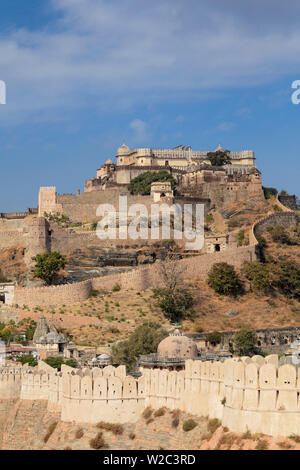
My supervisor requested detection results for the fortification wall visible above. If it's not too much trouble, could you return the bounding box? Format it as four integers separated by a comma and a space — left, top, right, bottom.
14, 280, 91, 307
2, 357, 300, 436
12, 244, 256, 307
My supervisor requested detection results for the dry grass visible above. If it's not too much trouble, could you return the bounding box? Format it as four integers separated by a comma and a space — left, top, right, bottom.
255, 439, 269, 450
277, 440, 293, 449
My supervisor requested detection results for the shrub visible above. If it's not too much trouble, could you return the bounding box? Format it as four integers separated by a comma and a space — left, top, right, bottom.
128, 433, 136, 440
142, 406, 153, 420
182, 419, 197, 432
44, 421, 58, 443
289, 434, 300, 443
269, 225, 296, 245
255, 439, 269, 450
263, 187, 278, 199
207, 418, 221, 434
277, 440, 292, 449
238, 230, 245, 246
146, 418, 154, 425
96, 422, 124, 435
89, 432, 108, 449
272, 261, 300, 298
207, 262, 243, 296
112, 283, 121, 292
89, 289, 99, 298
75, 428, 84, 439
242, 261, 271, 293
154, 407, 166, 417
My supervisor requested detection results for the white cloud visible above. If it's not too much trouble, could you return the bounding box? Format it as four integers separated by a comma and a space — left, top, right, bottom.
129, 119, 148, 143
0, 0, 300, 125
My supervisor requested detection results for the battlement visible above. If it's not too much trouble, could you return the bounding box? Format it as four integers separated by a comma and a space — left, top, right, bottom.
1, 355, 300, 436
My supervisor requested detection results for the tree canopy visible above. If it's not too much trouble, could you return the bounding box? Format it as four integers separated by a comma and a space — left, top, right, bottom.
32, 251, 67, 285
128, 170, 176, 195
207, 149, 231, 166
111, 322, 168, 371
207, 262, 243, 296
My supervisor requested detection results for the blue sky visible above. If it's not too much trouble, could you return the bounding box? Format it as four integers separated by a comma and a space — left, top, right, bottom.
0, 0, 299, 211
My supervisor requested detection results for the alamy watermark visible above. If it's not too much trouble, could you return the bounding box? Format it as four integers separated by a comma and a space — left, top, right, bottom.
0, 81, 6, 104
95, 195, 204, 251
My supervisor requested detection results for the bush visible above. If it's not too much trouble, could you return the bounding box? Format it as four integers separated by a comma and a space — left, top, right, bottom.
269, 226, 297, 245
207, 263, 243, 296
182, 419, 197, 432
89, 432, 108, 449
112, 283, 121, 292
15, 354, 37, 367
207, 418, 221, 434
142, 406, 153, 420
238, 230, 245, 246
263, 187, 278, 199
75, 428, 84, 439
128, 433, 136, 440
242, 261, 271, 294
96, 422, 124, 435
234, 328, 258, 356
255, 439, 269, 450
89, 289, 99, 298
154, 407, 166, 417
207, 331, 222, 346
272, 261, 300, 298
44, 421, 58, 443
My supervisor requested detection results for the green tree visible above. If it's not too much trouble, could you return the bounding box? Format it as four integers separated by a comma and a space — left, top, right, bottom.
111, 322, 168, 371
207, 262, 243, 296
44, 357, 64, 371
242, 261, 271, 294
262, 187, 278, 199
25, 326, 35, 341
207, 149, 231, 166
234, 328, 258, 356
16, 354, 37, 367
32, 251, 67, 285
272, 261, 300, 298
128, 170, 176, 195
152, 257, 194, 322
207, 331, 222, 346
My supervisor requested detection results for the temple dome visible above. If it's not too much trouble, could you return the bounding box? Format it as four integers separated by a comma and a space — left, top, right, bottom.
105, 159, 114, 165
117, 143, 130, 155
157, 332, 198, 359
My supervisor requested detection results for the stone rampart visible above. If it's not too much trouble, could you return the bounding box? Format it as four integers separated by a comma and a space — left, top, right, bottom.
12, 245, 256, 307
2, 357, 300, 436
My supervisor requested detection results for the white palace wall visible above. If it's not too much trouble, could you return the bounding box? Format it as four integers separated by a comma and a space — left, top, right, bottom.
1, 357, 300, 436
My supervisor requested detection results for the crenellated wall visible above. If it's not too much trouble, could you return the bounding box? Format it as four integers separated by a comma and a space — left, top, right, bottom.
2, 356, 300, 436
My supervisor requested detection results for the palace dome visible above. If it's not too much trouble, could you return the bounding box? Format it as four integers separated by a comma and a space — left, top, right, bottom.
117, 143, 130, 155
105, 159, 114, 165
157, 331, 198, 359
